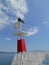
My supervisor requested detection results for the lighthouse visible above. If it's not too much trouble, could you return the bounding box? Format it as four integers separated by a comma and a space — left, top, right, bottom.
14, 17, 27, 52
12, 17, 28, 65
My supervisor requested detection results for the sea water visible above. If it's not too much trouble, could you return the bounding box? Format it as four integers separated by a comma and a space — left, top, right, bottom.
0, 52, 15, 65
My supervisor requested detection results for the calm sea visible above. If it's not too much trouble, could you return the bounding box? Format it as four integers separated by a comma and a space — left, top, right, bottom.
0, 52, 15, 65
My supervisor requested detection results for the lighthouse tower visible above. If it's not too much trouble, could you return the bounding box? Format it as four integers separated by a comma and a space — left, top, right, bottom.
14, 17, 27, 52
12, 17, 27, 65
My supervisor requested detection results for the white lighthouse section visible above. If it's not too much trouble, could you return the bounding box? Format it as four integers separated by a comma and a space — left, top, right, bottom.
11, 52, 49, 65
11, 52, 27, 65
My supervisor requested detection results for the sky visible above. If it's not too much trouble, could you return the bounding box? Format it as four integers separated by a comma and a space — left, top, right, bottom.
0, 0, 49, 52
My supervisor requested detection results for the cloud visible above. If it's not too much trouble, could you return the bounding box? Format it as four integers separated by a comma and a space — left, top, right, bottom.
27, 27, 39, 36
0, 11, 10, 30
0, 0, 28, 30
5, 37, 10, 41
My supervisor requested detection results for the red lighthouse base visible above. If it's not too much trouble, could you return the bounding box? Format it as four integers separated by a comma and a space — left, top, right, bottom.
17, 39, 26, 52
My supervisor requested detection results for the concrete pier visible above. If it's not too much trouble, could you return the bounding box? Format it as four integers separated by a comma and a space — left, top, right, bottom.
11, 52, 49, 65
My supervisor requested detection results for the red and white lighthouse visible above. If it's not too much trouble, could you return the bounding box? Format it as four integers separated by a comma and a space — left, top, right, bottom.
14, 17, 27, 53
12, 18, 28, 65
